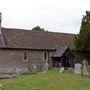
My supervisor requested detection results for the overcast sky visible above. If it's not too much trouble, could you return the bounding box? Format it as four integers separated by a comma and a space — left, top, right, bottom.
0, 0, 90, 34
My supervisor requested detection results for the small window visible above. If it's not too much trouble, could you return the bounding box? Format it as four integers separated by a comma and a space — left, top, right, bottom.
44, 52, 47, 60
23, 52, 27, 60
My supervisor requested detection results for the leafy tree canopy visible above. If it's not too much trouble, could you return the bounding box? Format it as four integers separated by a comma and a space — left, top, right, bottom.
32, 26, 45, 31
75, 11, 90, 51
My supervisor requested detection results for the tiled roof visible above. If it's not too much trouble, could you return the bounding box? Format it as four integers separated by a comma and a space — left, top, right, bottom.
0, 28, 75, 50
52, 46, 68, 57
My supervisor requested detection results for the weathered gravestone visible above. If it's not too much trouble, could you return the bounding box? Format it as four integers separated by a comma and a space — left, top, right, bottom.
0, 84, 2, 90
59, 67, 64, 73
82, 59, 90, 77
68, 67, 74, 73
31, 64, 37, 74
74, 63, 82, 74
43, 62, 49, 74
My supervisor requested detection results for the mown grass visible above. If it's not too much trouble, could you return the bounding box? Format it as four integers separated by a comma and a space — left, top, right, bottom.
0, 70, 90, 90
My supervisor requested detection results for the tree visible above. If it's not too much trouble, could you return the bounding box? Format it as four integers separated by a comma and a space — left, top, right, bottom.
32, 26, 45, 31
75, 11, 90, 51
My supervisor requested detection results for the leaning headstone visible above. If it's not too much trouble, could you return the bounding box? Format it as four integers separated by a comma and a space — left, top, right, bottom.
59, 67, 64, 73
82, 59, 90, 77
0, 84, 2, 90
43, 62, 49, 74
74, 63, 82, 74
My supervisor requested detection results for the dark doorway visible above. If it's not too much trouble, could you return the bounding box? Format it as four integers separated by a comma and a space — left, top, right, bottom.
52, 47, 73, 68
61, 56, 71, 68
52, 57, 61, 68
52, 56, 71, 68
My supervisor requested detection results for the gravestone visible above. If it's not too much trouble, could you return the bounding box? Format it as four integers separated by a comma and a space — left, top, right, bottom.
59, 62, 62, 68
59, 67, 64, 73
68, 67, 74, 73
31, 64, 37, 74
43, 62, 49, 74
82, 59, 90, 77
74, 63, 82, 74
0, 84, 2, 90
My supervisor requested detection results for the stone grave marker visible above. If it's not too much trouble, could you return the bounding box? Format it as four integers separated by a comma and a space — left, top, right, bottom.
0, 84, 2, 90
59, 67, 64, 73
74, 63, 82, 74
68, 67, 74, 73
43, 62, 49, 74
31, 64, 37, 74
82, 59, 90, 77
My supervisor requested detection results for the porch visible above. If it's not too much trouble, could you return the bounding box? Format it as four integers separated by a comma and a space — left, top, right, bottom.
52, 46, 74, 68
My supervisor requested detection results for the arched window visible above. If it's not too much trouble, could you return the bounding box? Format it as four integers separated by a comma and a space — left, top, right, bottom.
23, 52, 28, 62
24, 52, 27, 60
44, 52, 47, 60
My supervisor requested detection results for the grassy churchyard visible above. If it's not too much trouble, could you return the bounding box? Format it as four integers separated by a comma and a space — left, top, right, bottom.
0, 70, 90, 90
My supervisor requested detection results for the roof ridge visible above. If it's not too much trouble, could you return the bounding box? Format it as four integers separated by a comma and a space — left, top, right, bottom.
0, 27, 75, 50
1, 27, 75, 35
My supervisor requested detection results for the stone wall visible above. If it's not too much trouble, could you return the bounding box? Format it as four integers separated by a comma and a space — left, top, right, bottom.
0, 49, 55, 74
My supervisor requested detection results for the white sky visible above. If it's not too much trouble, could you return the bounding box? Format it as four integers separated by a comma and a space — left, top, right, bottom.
0, 0, 90, 34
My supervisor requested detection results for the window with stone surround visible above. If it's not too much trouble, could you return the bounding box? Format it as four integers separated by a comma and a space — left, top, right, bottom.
44, 52, 47, 60
23, 52, 28, 62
